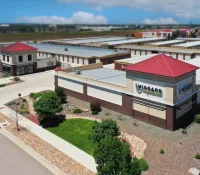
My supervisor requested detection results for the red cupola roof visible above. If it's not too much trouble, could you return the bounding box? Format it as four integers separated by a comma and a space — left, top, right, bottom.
1, 42, 37, 52
124, 54, 198, 78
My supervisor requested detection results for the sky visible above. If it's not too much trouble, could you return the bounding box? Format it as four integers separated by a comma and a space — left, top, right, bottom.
1, 0, 200, 24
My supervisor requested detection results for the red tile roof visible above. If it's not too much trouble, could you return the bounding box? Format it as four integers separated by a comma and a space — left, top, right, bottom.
124, 54, 198, 78
1, 42, 37, 52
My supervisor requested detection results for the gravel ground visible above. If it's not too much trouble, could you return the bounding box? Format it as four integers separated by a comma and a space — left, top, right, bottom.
66, 96, 200, 175
0, 114, 94, 175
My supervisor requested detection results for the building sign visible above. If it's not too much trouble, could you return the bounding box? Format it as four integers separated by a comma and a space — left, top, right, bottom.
136, 83, 162, 97
179, 83, 192, 95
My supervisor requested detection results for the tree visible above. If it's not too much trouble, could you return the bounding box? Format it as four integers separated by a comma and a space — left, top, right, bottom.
131, 33, 135, 37
171, 32, 177, 40
55, 87, 67, 103
13, 93, 22, 131
94, 136, 142, 175
89, 119, 120, 143
34, 92, 62, 123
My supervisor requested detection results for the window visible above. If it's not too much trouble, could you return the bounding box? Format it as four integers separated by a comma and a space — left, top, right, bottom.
28, 55, 32, 61
39, 52, 40, 56
7, 56, 9, 62
46, 53, 48, 57
3, 55, 5, 61
18, 56, 23, 62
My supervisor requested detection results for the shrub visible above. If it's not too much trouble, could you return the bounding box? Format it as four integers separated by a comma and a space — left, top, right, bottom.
14, 76, 20, 81
90, 103, 101, 112
7, 101, 16, 106
194, 114, 200, 124
89, 119, 120, 143
34, 92, 62, 123
195, 153, 200, 160
2, 73, 10, 78
137, 158, 149, 171
30, 91, 49, 100
22, 98, 27, 102
17, 104, 30, 114
182, 129, 187, 134
16, 102, 20, 106
73, 109, 82, 114
0, 84, 6, 88
55, 87, 67, 103
160, 149, 164, 154
30, 93, 35, 98
92, 111, 99, 115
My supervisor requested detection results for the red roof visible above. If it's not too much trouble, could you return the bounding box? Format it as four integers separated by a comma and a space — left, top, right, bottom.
1, 42, 37, 52
124, 54, 198, 78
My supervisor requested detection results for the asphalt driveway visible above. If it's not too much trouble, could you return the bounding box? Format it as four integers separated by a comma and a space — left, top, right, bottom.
0, 133, 54, 175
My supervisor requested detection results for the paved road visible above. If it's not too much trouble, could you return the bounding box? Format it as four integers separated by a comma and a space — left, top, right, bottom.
0, 133, 54, 175
0, 71, 54, 106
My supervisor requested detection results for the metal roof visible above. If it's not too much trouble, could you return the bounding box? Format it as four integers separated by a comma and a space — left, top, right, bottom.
116, 54, 158, 64
59, 37, 128, 44
177, 38, 200, 41
149, 40, 184, 46
185, 57, 200, 84
104, 38, 165, 46
172, 41, 200, 48
116, 45, 195, 54
70, 68, 126, 87
124, 54, 198, 78
29, 43, 127, 58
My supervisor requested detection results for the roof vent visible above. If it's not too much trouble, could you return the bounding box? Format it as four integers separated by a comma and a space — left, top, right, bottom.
75, 70, 82, 75
65, 48, 68, 51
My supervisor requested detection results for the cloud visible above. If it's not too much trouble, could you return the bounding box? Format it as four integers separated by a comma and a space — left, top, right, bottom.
59, 0, 200, 19
141, 18, 178, 25
15, 11, 108, 24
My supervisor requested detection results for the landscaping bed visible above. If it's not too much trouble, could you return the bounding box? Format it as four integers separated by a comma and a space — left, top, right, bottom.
0, 114, 94, 175
47, 118, 97, 155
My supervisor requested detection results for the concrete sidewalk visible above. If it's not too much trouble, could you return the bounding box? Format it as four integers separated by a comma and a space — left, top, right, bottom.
1, 106, 97, 173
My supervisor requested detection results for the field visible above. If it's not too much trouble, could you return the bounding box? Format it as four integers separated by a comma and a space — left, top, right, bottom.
0, 30, 145, 42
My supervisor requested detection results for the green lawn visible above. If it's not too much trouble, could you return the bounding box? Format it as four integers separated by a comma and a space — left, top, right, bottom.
47, 119, 96, 155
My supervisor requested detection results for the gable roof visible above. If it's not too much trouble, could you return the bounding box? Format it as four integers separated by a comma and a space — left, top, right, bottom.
1, 42, 37, 52
123, 54, 199, 78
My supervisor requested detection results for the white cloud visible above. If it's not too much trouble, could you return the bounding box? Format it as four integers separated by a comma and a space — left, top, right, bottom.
15, 11, 108, 24
59, 0, 200, 19
141, 18, 178, 25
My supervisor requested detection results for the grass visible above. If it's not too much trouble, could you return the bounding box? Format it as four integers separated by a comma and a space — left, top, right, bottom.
47, 119, 96, 155
0, 84, 6, 88
0, 30, 146, 42
30, 91, 52, 100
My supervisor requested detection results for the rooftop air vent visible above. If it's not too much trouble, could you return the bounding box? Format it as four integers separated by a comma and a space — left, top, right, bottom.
75, 70, 82, 75
65, 48, 68, 51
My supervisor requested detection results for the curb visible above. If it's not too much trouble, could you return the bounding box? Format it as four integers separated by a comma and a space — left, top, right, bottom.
0, 128, 68, 175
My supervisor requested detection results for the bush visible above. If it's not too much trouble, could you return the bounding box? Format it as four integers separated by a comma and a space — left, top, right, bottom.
2, 73, 10, 78
195, 153, 200, 160
0, 84, 6, 88
182, 129, 187, 134
92, 111, 99, 115
22, 98, 27, 102
90, 103, 101, 112
137, 158, 149, 171
34, 92, 62, 123
16, 102, 20, 106
17, 105, 30, 114
160, 149, 164, 154
55, 87, 67, 103
73, 109, 82, 114
7, 101, 16, 106
194, 114, 200, 124
30, 93, 35, 98
14, 76, 20, 81
30, 91, 49, 100
89, 119, 120, 143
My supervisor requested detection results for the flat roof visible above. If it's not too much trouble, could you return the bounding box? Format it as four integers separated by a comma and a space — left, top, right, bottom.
29, 43, 128, 58
172, 41, 200, 48
116, 45, 195, 54
115, 54, 158, 64
148, 40, 184, 46
70, 68, 126, 87
59, 36, 128, 45
177, 38, 200, 41
103, 38, 165, 46
185, 57, 200, 84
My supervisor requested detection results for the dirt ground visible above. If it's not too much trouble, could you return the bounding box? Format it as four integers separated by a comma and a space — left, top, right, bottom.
65, 96, 200, 175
